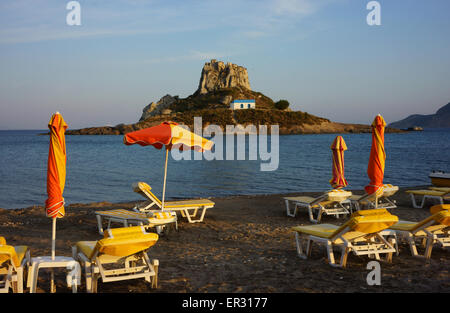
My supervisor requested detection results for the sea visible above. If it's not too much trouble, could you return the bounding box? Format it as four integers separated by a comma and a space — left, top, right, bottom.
0, 129, 449, 209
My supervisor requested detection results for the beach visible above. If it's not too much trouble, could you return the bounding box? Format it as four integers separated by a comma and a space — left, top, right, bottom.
1, 186, 448, 293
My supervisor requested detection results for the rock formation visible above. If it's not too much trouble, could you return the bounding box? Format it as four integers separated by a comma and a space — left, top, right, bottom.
389, 102, 450, 129
139, 94, 176, 121
196, 59, 251, 95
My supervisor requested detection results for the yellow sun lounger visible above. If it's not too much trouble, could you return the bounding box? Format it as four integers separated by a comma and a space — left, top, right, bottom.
350, 184, 399, 211
406, 188, 450, 209
72, 226, 159, 293
284, 189, 352, 223
388, 204, 450, 259
95, 208, 177, 235
0, 237, 30, 293
132, 182, 215, 223
291, 209, 398, 267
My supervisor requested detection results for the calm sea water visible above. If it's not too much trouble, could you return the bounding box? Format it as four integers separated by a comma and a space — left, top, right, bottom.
0, 129, 449, 209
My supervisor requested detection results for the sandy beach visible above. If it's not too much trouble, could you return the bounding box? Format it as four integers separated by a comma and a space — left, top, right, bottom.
0, 186, 449, 293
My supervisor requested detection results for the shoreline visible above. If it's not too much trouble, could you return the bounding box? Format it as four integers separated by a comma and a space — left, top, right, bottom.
0, 184, 432, 211
1, 185, 449, 293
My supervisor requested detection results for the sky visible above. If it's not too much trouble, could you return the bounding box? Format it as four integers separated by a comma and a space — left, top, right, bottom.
0, 0, 449, 130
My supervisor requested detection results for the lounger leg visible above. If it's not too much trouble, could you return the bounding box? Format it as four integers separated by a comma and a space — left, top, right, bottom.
96, 215, 104, 235
409, 194, 423, 209
316, 207, 324, 223
16, 268, 23, 293
285, 200, 298, 217
340, 247, 349, 268
307, 206, 318, 224
406, 233, 420, 258
198, 207, 207, 223
294, 233, 307, 259
424, 236, 434, 259
151, 259, 159, 289
92, 274, 98, 293
326, 241, 336, 266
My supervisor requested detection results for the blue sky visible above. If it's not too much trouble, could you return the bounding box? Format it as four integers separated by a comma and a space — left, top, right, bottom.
0, 0, 449, 129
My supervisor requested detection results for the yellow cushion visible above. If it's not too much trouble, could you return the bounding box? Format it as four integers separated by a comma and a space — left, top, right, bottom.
351, 209, 389, 217
406, 190, 446, 196
292, 224, 339, 239
164, 199, 215, 208
0, 244, 28, 268
430, 204, 450, 215
434, 210, 450, 226
292, 211, 398, 239
390, 209, 450, 232
78, 226, 159, 260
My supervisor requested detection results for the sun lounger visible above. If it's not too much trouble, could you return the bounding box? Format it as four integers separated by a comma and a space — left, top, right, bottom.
291, 209, 398, 267
95, 208, 177, 235
0, 237, 30, 293
430, 187, 450, 192
350, 184, 399, 211
284, 189, 352, 223
406, 188, 450, 209
72, 226, 160, 293
132, 182, 215, 223
388, 204, 450, 259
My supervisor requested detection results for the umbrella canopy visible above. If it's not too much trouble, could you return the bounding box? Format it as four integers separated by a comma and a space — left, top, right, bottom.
329, 135, 348, 189
365, 114, 386, 195
45, 112, 68, 218
123, 121, 214, 210
124, 121, 213, 151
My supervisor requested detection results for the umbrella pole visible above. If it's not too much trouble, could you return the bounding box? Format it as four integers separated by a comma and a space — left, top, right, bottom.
51, 217, 56, 293
161, 148, 169, 211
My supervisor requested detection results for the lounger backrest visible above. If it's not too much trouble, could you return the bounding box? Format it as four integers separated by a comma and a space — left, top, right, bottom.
0, 239, 20, 268
91, 226, 159, 259
398, 206, 450, 232
429, 205, 450, 226
430, 204, 450, 215
358, 186, 385, 202
382, 184, 399, 197
331, 210, 398, 240
326, 189, 352, 202
134, 182, 162, 206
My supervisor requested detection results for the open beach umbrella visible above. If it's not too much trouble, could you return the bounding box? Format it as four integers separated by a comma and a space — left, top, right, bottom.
45, 112, 68, 291
329, 135, 348, 189
123, 121, 214, 210
365, 114, 386, 196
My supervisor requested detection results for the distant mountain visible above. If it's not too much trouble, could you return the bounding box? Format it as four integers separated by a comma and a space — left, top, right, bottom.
389, 102, 450, 129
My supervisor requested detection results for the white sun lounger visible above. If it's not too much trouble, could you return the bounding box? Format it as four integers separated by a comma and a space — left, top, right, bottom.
72, 226, 160, 293
406, 188, 450, 209
0, 237, 31, 293
291, 209, 398, 267
132, 182, 215, 223
95, 209, 177, 235
350, 184, 399, 211
388, 204, 450, 259
283, 189, 352, 223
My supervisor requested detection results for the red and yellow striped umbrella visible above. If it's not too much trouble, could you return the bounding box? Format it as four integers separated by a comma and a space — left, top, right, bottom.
329, 135, 348, 189
124, 121, 214, 210
124, 121, 213, 151
45, 112, 68, 218
365, 115, 386, 195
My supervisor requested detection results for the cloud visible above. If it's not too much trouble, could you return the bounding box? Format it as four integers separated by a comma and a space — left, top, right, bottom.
0, 0, 337, 44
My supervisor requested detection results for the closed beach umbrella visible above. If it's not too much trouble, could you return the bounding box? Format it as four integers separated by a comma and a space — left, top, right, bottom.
329, 135, 348, 189
45, 112, 68, 292
365, 114, 386, 196
124, 121, 214, 210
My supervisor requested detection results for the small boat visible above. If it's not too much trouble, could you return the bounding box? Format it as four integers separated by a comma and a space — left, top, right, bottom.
429, 171, 450, 187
